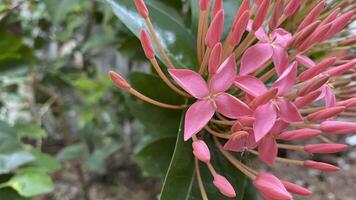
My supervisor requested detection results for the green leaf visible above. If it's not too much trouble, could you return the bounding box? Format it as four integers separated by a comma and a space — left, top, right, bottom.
0, 121, 35, 174
127, 72, 184, 139
133, 137, 176, 178
105, 0, 198, 69
2, 169, 53, 197
28, 149, 61, 173
15, 123, 47, 139
0, 188, 28, 200
56, 143, 87, 161
43, 0, 80, 25
84, 141, 121, 174
159, 107, 195, 200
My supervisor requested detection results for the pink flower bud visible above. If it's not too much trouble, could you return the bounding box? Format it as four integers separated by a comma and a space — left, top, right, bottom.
298, 57, 336, 81
252, 0, 270, 31
278, 129, 321, 140
337, 97, 356, 107
281, 181, 312, 196
297, 75, 329, 97
298, 23, 332, 51
251, 87, 278, 109
304, 160, 340, 172
134, 0, 149, 18
254, 173, 292, 200
326, 60, 356, 77
199, 0, 210, 11
205, 10, 224, 48
320, 121, 356, 134
109, 71, 131, 90
208, 43, 222, 75
192, 140, 210, 162
297, 1, 325, 31
269, 0, 283, 30
232, 0, 250, 31
212, 0, 223, 19
295, 90, 322, 108
292, 20, 321, 48
307, 106, 345, 121
213, 174, 236, 197
231, 11, 250, 47
304, 143, 348, 154
239, 116, 255, 126
324, 10, 354, 40
284, 0, 302, 17
320, 8, 340, 26
139, 29, 155, 59
254, 0, 263, 5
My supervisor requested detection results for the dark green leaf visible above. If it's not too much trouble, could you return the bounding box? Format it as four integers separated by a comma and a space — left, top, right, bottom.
105, 0, 198, 69
133, 137, 176, 178
159, 107, 195, 200
0, 188, 28, 200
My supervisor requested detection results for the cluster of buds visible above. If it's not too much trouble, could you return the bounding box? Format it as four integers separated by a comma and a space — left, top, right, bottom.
110, 0, 355, 199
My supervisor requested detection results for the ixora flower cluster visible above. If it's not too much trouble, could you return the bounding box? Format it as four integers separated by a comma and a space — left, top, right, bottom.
110, 0, 356, 199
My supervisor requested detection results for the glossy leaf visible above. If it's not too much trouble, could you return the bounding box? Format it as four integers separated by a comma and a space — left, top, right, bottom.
2, 169, 53, 197
56, 143, 88, 161
133, 137, 176, 178
105, 0, 198, 69
159, 107, 195, 200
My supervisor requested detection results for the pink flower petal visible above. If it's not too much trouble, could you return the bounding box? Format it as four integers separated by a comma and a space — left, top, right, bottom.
253, 102, 277, 142
234, 75, 268, 97
168, 69, 209, 99
272, 62, 297, 96
184, 100, 215, 141
272, 45, 289, 76
254, 173, 292, 200
259, 136, 277, 166
269, 119, 290, 135
277, 99, 303, 123
240, 43, 273, 75
215, 93, 252, 119
296, 54, 315, 68
209, 54, 237, 93
271, 28, 292, 47
255, 27, 269, 42
323, 86, 336, 108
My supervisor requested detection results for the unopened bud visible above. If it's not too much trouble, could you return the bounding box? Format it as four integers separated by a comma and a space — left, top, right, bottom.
192, 140, 211, 163
304, 160, 339, 172
109, 71, 131, 90
213, 174, 236, 197
134, 0, 149, 18
304, 143, 348, 154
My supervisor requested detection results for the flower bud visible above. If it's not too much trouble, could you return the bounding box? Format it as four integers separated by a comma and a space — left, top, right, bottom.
139, 29, 155, 59
208, 43, 222, 75
212, 0, 223, 19
306, 106, 345, 121
304, 160, 339, 172
298, 57, 336, 81
205, 10, 224, 48
304, 143, 348, 154
292, 20, 321, 48
284, 0, 302, 17
252, 0, 270, 31
324, 10, 354, 40
337, 97, 356, 108
320, 8, 340, 26
254, 173, 292, 200
278, 129, 321, 140
269, 0, 283, 30
298, 23, 332, 51
213, 174, 236, 197
326, 60, 356, 77
297, 1, 325, 31
282, 181, 312, 196
109, 71, 131, 90
320, 121, 356, 134
251, 87, 278, 109
232, 0, 250, 31
134, 0, 149, 18
295, 90, 322, 108
231, 11, 250, 47
199, 0, 210, 11
297, 75, 329, 97
192, 140, 210, 162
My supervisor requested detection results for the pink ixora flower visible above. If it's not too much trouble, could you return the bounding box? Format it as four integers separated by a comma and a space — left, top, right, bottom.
169, 54, 252, 141
240, 28, 292, 76
254, 173, 292, 200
